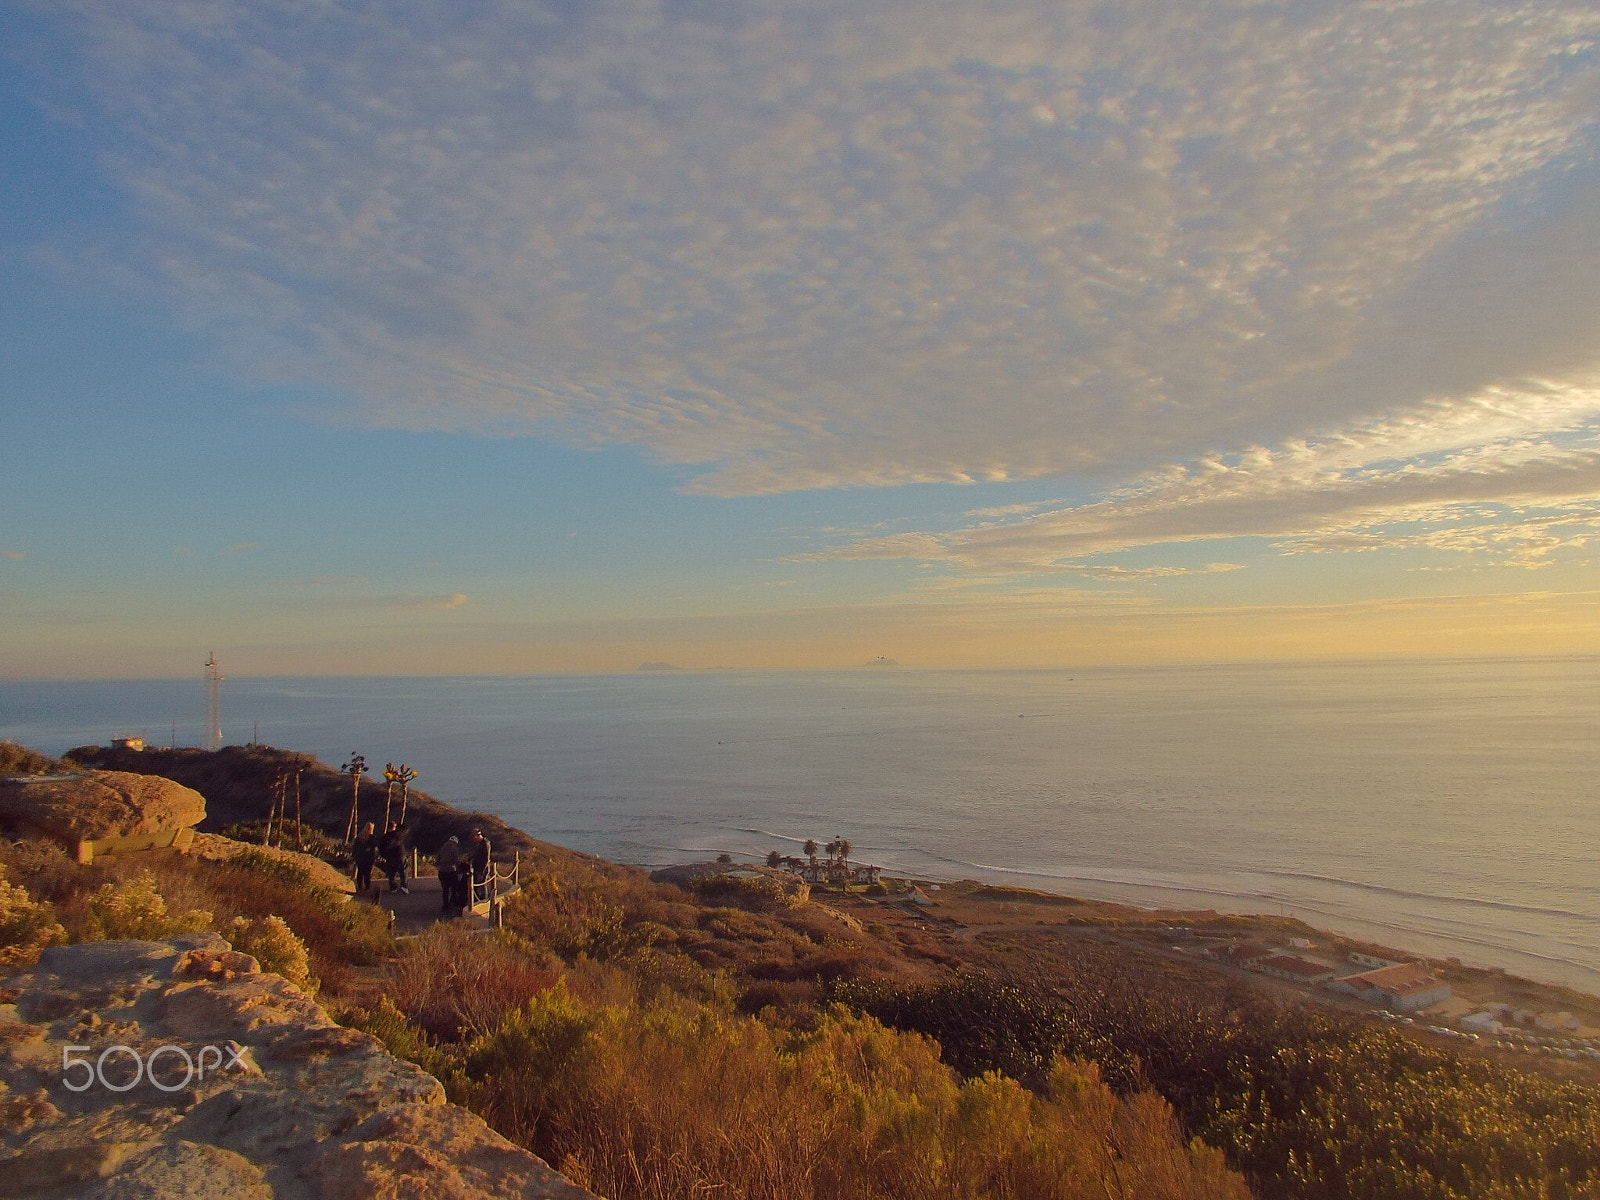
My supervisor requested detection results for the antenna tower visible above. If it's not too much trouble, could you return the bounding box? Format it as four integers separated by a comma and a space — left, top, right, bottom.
204, 652, 225, 751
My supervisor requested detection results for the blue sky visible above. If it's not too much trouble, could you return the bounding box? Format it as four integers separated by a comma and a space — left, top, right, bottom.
6, 0, 1600, 677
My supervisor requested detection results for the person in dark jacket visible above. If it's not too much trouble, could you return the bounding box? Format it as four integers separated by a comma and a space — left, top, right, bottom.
466, 829, 491, 906
379, 823, 409, 894
436, 834, 463, 914
352, 822, 379, 897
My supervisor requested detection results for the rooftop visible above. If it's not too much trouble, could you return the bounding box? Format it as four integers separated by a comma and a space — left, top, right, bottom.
1259, 954, 1334, 979
1343, 962, 1439, 993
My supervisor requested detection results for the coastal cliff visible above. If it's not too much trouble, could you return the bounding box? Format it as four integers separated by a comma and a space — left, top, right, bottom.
64, 744, 544, 864
0, 935, 598, 1200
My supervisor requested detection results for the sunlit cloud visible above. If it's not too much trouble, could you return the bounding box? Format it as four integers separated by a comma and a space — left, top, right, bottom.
43, 0, 1600, 500
0, 550, 23, 561
809, 382, 1600, 572
1062, 563, 1245, 581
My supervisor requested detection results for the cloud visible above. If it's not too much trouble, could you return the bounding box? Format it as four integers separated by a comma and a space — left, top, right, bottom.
41, 0, 1600, 497
221, 541, 257, 554
809, 380, 1600, 571
0, 550, 23, 561
295, 589, 469, 612
1062, 563, 1244, 581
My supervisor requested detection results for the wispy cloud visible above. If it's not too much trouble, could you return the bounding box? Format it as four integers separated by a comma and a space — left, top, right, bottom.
0, 550, 23, 561
808, 382, 1600, 571
1063, 563, 1245, 581
298, 590, 469, 613
43, 0, 1600, 499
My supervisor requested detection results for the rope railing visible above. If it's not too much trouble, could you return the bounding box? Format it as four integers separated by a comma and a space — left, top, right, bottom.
469, 851, 521, 924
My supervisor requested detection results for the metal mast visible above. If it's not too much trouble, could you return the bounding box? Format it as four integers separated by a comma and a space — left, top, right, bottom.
204, 652, 224, 751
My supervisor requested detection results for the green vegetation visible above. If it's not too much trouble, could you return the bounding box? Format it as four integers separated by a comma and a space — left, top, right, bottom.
837, 958, 1600, 1200
0, 838, 390, 996
347, 922, 1248, 1200
3, 739, 1596, 1200
0, 863, 66, 966
77, 869, 213, 941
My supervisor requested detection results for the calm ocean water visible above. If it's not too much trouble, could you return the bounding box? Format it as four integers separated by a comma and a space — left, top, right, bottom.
3, 660, 1598, 992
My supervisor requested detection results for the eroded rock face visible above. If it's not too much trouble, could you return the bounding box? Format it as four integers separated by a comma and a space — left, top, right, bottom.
0, 772, 207, 844
0, 937, 598, 1200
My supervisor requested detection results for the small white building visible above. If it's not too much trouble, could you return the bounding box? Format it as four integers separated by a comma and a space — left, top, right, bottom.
111, 737, 145, 752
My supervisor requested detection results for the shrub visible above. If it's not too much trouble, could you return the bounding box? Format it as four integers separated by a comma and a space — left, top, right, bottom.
162, 851, 391, 993
226, 915, 316, 994
502, 868, 665, 961
0, 864, 66, 966
450, 986, 1249, 1200
383, 923, 560, 1041
77, 870, 211, 942
685, 871, 809, 909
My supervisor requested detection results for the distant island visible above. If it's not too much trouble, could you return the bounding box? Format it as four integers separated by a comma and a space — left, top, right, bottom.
637, 661, 682, 671
864, 656, 900, 667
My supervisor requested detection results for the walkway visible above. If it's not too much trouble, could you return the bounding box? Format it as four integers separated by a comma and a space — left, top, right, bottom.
358, 863, 522, 935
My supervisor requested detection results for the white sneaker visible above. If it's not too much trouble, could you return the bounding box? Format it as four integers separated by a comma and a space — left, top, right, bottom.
399, 886, 410, 894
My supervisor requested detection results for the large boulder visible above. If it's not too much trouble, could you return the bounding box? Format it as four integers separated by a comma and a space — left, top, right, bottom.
0, 770, 206, 845
0, 936, 599, 1199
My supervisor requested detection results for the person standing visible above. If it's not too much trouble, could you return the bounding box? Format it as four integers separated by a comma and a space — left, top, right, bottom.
436, 834, 463, 914
467, 829, 491, 907
380, 823, 409, 894
353, 822, 379, 897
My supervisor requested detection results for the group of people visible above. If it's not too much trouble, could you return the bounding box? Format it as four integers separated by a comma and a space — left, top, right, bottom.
352, 821, 410, 896
352, 822, 492, 917
435, 829, 491, 916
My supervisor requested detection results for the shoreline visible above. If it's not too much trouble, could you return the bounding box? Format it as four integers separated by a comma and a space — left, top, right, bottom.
611, 843, 1600, 1001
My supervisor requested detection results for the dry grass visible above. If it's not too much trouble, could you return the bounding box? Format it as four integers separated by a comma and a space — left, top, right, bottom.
383, 923, 560, 1041
448, 985, 1249, 1200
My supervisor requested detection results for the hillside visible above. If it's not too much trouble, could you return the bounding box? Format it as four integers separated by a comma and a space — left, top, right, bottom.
64, 742, 547, 865
4, 741, 1599, 1199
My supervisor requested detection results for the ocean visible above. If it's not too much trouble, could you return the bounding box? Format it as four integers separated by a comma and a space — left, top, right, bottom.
3, 658, 1597, 993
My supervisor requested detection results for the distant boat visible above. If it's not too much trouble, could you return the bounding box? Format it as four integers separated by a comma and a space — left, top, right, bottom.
863, 656, 900, 667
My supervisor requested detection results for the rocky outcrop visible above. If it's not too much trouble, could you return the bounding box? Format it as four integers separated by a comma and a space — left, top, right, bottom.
65, 745, 549, 869
0, 772, 206, 846
0, 936, 598, 1199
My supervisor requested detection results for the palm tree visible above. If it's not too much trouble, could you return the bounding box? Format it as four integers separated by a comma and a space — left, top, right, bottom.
804, 838, 818, 866
766, 850, 782, 868
837, 837, 853, 865
341, 753, 367, 846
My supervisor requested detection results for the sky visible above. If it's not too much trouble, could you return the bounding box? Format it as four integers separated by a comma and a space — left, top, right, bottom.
5, 0, 1600, 677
